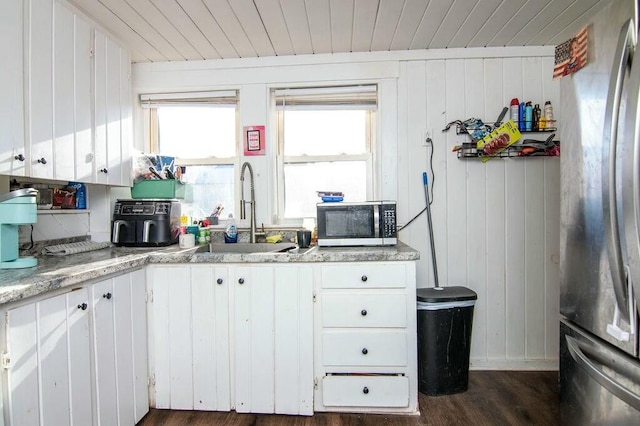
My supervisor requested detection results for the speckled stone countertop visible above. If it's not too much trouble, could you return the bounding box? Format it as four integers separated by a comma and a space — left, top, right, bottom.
0, 242, 419, 306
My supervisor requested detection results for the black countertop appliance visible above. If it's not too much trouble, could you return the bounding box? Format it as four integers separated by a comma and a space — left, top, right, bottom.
111, 199, 181, 247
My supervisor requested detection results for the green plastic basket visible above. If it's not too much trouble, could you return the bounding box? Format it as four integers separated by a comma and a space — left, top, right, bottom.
131, 180, 185, 199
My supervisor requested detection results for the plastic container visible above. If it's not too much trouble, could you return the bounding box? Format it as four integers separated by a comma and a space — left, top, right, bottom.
131, 180, 185, 199
524, 102, 533, 131
417, 286, 477, 396
544, 101, 554, 129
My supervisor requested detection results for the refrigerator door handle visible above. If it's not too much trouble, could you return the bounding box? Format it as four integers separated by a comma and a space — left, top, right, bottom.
566, 335, 640, 410
603, 18, 636, 321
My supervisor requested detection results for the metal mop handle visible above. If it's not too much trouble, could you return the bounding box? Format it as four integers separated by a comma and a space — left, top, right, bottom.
423, 172, 440, 288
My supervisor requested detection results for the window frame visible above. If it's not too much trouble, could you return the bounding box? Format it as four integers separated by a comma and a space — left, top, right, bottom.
273, 85, 377, 223
142, 91, 240, 221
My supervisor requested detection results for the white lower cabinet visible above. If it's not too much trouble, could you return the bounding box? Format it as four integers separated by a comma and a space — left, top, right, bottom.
2, 269, 148, 426
315, 261, 418, 414
149, 263, 314, 416
232, 265, 313, 415
150, 265, 231, 411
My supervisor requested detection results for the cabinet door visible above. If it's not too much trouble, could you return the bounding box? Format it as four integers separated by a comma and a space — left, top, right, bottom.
94, 30, 108, 184
120, 48, 132, 187
91, 278, 118, 425
74, 16, 93, 183
233, 265, 313, 415
0, 0, 26, 176
106, 37, 123, 186
91, 271, 148, 426
53, 1, 75, 181
28, 0, 54, 179
151, 265, 231, 411
6, 288, 92, 426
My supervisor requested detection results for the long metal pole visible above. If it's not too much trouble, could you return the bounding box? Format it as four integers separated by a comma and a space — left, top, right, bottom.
423, 172, 439, 288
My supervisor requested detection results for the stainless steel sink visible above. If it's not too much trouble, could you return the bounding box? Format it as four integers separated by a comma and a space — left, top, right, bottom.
195, 242, 297, 254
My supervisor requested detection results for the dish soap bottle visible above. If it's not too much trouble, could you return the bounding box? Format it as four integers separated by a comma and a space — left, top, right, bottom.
224, 216, 237, 243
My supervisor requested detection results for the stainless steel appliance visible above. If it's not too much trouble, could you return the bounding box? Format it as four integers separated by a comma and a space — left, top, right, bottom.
111, 199, 181, 247
316, 201, 397, 247
560, 0, 640, 422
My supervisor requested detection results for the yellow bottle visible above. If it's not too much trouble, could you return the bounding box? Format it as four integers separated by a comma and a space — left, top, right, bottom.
539, 116, 546, 131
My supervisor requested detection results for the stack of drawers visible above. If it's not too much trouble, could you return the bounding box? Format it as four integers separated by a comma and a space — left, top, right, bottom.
316, 262, 417, 413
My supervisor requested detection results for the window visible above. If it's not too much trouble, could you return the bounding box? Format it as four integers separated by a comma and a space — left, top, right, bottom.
275, 85, 377, 219
142, 91, 238, 220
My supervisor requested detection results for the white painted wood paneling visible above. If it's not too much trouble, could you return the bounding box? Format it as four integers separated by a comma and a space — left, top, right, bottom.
6, 304, 39, 426
0, 0, 26, 176
280, 0, 313, 55
106, 37, 122, 186
133, 47, 560, 369
176, 0, 235, 58
412, 0, 453, 49
229, 0, 275, 57
304, 0, 332, 54
38, 293, 71, 424
203, 0, 256, 58
428, 0, 479, 49
130, 269, 149, 422
351, 0, 377, 52
66, 288, 93, 425
54, 2, 76, 181
75, 15, 94, 182
370, 0, 402, 51
92, 279, 118, 425
329, 0, 353, 54
448, 0, 501, 48
29, 0, 54, 179
113, 274, 135, 424
255, 0, 294, 56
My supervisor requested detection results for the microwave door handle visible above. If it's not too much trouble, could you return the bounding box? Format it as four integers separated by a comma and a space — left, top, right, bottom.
603, 18, 635, 321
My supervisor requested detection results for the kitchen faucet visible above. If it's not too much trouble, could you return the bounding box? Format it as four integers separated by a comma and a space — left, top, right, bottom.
240, 161, 262, 243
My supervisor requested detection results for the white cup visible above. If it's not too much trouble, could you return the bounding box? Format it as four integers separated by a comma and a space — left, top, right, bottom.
179, 233, 195, 248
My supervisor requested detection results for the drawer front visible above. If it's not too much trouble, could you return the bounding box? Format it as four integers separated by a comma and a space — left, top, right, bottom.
322, 293, 407, 328
322, 375, 409, 407
323, 331, 407, 366
321, 263, 406, 289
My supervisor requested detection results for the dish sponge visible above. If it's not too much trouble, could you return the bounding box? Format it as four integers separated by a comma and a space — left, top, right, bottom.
266, 234, 283, 243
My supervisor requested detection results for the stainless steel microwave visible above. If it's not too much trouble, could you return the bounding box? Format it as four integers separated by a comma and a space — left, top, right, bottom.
316, 201, 397, 247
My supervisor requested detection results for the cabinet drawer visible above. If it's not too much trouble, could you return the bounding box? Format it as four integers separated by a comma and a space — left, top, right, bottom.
322, 375, 409, 407
321, 263, 406, 289
323, 331, 407, 366
322, 293, 407, 328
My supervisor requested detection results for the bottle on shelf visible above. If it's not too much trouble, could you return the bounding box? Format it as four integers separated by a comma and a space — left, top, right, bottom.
525, 102, 533, 131
544, 101, 554, 129
510, 98, 519, 126
519, 102, 525, 131
532, 104, 541, 131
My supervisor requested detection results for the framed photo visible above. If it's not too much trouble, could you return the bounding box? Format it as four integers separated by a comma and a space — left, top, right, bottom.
243, 125, 265, 156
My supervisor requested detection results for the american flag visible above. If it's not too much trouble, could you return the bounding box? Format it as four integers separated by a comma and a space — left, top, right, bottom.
553, 26, 588, 79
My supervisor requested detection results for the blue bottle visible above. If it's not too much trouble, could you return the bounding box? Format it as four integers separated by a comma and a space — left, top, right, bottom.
524, 102, 533, 131
518, 102, 525, 131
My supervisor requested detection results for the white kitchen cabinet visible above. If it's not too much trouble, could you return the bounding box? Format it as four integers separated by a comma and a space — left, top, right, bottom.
94, 29, 131, 186
150, 265, 231, 411
3, 269, 147, 426
74, 15, 94, 182
5, 288, 93, 426
233, 264, 313, 415
148, 263, 313, 416
28, 0, 55, 179
0, 0, 27, 176
91, 268, 148, 425
314, 261, 418, 414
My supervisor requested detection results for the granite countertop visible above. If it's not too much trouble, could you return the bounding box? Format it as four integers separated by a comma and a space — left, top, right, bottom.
0, 242, 419, 306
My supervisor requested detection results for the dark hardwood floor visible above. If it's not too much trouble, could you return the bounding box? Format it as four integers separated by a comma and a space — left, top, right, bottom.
138, 371, 559, 426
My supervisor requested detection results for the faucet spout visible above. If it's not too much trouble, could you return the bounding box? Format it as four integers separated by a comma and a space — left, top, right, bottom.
240, 162, 258, 243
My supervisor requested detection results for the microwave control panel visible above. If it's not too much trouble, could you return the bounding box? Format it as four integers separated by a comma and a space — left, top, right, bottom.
381, 204, 397, 237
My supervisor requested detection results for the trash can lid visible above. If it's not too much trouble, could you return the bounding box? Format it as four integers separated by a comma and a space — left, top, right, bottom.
416, 286, 477, 303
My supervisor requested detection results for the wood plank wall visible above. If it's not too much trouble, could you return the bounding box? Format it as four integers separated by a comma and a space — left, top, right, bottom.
398, 57, 560, 369
132, 49, 560, 369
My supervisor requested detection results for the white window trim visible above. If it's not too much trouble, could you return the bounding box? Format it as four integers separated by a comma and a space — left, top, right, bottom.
273, 86, 377, 224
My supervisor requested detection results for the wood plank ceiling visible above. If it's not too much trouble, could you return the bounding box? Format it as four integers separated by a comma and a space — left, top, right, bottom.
67, 0, 608, 63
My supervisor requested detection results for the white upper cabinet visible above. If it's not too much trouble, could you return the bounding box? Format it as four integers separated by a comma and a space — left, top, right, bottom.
28, 0, 55, 179
95, 29, 130, 186
0, 0, 133, 185
53, 1, 76, 181
0, 0, 27, 176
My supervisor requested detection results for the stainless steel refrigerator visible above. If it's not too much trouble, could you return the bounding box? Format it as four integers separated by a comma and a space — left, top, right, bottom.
560, 0, 640, 423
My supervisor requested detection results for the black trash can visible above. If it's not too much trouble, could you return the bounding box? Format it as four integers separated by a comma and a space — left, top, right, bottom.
417, 286, 477, 396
